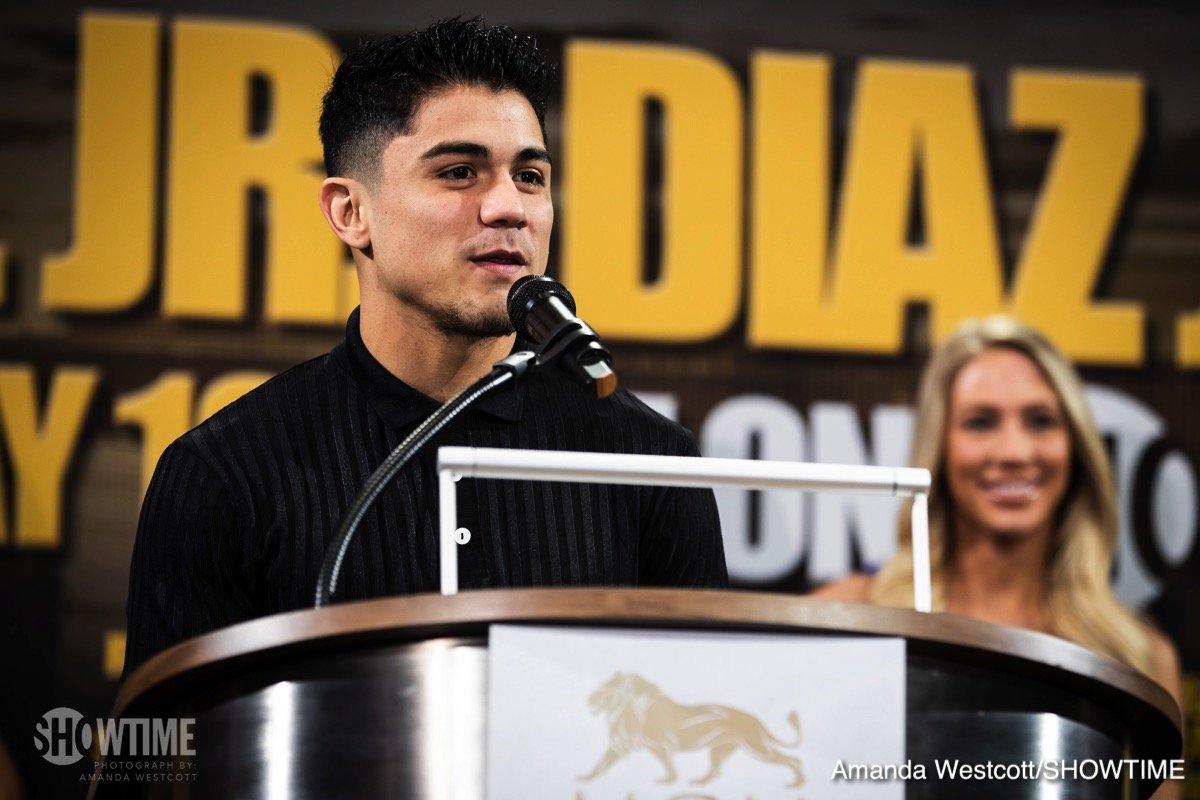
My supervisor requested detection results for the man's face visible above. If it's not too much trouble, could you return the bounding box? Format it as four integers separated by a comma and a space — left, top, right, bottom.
361, 85, 552, 337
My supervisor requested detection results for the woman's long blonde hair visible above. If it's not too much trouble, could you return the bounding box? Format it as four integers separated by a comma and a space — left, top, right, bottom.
870, 316, 1153, 675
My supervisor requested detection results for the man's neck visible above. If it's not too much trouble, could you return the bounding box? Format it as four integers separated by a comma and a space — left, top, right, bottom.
358, 301, 516, 402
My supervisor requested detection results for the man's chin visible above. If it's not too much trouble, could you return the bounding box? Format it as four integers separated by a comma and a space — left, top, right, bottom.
433, 309, 515, 339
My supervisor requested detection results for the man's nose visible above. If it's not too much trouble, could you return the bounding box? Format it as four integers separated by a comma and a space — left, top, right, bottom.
480, 177, 527, 228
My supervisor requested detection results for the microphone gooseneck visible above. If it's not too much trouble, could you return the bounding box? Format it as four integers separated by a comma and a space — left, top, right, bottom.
313, 350, 535, 608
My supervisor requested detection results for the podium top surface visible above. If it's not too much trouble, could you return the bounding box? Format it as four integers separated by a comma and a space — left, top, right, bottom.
117, 588, 1180, 735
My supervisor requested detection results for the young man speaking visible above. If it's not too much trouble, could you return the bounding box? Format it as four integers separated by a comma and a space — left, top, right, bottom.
124, 17, 727, 675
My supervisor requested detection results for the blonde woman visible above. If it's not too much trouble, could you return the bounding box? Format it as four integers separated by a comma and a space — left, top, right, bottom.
814, 316, 1181, 710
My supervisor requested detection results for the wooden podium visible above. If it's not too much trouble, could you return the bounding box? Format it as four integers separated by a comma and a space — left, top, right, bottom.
98, 589, 1181, 798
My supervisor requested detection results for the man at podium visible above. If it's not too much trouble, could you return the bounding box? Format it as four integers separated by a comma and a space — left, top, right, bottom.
123, 17, 728, 676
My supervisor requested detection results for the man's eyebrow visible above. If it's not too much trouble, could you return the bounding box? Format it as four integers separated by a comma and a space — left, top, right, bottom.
420, 141, 489, 161
419, 141, 553, 166
516, 147, 553, 166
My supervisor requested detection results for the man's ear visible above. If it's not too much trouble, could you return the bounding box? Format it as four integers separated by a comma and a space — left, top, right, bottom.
318, 177, 371, 250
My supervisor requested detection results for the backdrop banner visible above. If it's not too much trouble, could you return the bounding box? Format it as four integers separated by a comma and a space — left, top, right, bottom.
0, 2, 1196, 796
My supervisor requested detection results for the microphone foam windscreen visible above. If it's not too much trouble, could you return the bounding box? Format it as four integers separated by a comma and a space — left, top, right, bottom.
507, 275, 577, 334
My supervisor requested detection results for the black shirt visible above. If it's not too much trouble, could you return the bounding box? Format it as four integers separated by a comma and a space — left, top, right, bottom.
124, 311, 727, 674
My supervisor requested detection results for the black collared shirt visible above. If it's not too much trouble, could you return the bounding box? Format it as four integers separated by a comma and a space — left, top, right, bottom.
124, 311, 727, 674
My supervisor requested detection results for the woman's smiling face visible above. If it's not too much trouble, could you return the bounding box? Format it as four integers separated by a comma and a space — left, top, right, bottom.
944, 347, 1072, 543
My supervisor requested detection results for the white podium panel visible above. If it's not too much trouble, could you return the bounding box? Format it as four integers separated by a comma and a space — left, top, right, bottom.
488, 625, 905, 799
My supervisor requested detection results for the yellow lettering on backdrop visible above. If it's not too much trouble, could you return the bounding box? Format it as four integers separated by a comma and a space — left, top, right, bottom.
196, 371, 270, 422
1008, 71, 1144, 365
103, 631, 126, 681
41, 13, 159, 312
824, 60, 1004, 353
1178, 312, 1200, 369
747, 52, 831, 348
0, 366, 100, 547
563, 41, 741, 341
163, 19, 343, 323
114, 372, 196, 498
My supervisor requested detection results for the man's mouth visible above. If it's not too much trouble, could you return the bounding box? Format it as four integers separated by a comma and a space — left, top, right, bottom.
470, 250, 527, 274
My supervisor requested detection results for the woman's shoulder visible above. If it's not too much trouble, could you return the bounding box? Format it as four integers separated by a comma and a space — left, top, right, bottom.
808, 572, 875, 602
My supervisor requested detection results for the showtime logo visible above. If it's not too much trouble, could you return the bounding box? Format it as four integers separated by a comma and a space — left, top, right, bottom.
33, 707, 195, 766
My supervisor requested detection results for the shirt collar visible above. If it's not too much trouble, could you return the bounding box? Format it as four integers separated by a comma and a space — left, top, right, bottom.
332, 308, 525, 429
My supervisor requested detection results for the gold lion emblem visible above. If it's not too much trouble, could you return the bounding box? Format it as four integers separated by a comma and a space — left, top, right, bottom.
579, 672, 804, 787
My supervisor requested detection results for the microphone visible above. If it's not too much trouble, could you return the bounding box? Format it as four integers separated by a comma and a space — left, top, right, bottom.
507, 275, 618, 398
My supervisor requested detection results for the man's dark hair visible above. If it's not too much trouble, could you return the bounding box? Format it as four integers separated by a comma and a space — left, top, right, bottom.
320, 16, 555, 181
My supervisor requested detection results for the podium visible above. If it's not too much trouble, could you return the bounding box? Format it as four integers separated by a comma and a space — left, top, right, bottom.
98, 588, 1181, 798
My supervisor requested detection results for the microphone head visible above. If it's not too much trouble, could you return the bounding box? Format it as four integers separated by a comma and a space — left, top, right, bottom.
508, 275, 576, 335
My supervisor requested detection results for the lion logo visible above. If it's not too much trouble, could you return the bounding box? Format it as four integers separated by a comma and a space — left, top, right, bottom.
579, 672, 804, 787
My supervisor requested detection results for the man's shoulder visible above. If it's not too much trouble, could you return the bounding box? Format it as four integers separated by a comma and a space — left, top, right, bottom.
181, 352, 341, 450
525, 372, 699, 454
606, 388, 689, 429
609, 389, 704, 455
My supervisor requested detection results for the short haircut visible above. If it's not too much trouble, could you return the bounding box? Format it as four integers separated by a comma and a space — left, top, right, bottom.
319, 16, 555, 181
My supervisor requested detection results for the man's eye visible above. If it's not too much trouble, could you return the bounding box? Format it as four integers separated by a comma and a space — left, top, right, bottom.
514, 169, 545, 186
440, 166, 474, 181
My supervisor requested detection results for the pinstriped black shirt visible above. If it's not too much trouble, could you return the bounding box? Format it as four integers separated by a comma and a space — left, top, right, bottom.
123, 310, 727, 675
